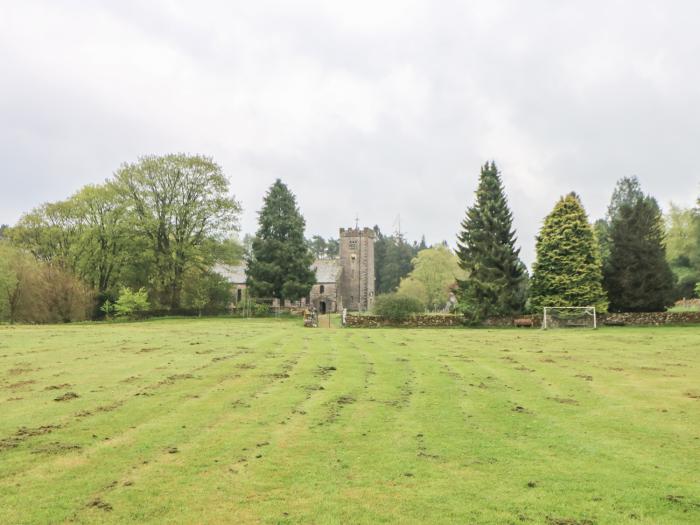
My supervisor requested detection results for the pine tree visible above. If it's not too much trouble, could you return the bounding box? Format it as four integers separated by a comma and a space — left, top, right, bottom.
246, 179, 315, 300
603, 179, 675, 311
456, 162, 526, 321
530, 193, 608, 311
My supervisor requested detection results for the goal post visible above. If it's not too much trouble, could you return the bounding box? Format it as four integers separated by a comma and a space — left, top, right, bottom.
542, 306, 597, 330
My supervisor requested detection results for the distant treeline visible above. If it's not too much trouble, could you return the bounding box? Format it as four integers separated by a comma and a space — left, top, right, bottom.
1, 154, 699, 323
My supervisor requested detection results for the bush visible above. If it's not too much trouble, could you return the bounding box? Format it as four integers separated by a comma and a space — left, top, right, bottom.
114, 287, 150, 318
372, 293, 424, 321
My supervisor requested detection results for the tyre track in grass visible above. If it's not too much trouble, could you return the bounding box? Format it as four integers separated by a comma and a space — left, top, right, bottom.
0, 329, 276, 470
114, 328, 350, 523
0, 323, 268, 433
209, 328, 378, 524
0, 327, 297, 524
438, 330, 699, 524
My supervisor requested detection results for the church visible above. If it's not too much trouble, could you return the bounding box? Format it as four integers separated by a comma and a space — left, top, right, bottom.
216, 227, 376, 313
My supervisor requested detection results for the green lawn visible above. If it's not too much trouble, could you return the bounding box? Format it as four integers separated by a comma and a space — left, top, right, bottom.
0, 319, 698, 524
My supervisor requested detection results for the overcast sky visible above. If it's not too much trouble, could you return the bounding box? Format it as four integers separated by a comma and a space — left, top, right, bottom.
2, 1, 700, 265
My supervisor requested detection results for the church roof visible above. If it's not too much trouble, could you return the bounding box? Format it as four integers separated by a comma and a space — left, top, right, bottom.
312, 259, 342, 283
214, 259, 342, 285
213, 263, 247, 284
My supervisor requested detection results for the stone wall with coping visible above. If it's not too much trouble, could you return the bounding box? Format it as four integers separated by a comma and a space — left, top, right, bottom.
344, 312, 700, 328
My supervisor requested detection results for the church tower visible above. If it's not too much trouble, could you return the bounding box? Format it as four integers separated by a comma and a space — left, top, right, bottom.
338, 227, 375, 311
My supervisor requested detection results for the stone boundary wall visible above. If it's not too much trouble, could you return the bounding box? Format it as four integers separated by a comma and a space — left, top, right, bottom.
345, 312, 700, 328
344, 314, 464, 328
601, 311, 700, 325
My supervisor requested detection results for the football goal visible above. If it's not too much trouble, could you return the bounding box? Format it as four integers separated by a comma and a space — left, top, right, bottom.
542, 306, 597, 329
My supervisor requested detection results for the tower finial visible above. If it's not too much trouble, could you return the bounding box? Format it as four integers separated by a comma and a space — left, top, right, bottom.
355, 213, 359, 230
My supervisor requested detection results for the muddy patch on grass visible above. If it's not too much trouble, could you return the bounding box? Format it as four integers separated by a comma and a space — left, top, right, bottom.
87, 498, 113, 512
548, 397, 579, 405
575, 374, 593, 381
337, 395, 356, 405
546, 518, 594, 525
8, 367, 35, 375
138, 347, 160, 353
684, 391, 700, 400
163, 373, 195, 384
44, 383, 72, 390
319, 394, 356, 424
415, 433, 440, 460
32, 441, 82, 455
0, 424, 61, 451
316, 365, 337, 377
75, 400, 124, 418
7, 380, 36, 390
54, 392, 80, 402
212, 354, 237, 362
665, 494, 700, 510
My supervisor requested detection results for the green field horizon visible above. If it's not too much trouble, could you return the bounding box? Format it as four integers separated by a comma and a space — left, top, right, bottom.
1, 319, 698, 524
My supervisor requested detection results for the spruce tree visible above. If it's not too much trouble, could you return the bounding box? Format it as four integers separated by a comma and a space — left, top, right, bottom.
530, 193, 608, 311
603, 179, 675, 311
456, 161, 526, 321
246, 179, 315, 301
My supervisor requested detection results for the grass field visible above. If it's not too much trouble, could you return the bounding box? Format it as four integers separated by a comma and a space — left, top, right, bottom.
1, 319, 699, 524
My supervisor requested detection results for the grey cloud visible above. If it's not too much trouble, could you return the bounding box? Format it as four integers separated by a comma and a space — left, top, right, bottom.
1, 0, 699, 266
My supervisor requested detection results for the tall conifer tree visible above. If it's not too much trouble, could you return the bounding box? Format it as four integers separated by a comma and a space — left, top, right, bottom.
530, 193, 608, 311
603, 178, 675, 311
456, 162, 526, 321
246, 180, 315, 300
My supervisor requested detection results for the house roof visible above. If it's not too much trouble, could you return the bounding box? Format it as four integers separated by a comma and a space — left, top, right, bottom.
312, 259, 342, 283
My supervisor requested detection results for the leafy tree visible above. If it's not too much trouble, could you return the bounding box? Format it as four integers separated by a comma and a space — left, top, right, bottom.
114, 287, 150, 318
0, 225, 8, 239
695, 281, 700, 298
326, 238, 340, 258
665, 203, 700, 298
307, 235, 328, 259
396, 278, 428, 308
0, 243, 90, 323
372, 293, 424, 320
373, 226, 419, 294
10, 184, 140, 314
666, 204, 699, 266
530, 193, 608, 311
113, 154, 241, 309
10, 199, 82, 265
603, 178, 675, 311
246, 179, 315, 300
399, 245, 465, 310
593, 219, 611, 267
0, 243, 41, 323
100, 299, 115, 319
182, 269, 232, 315
455, 162, 526, 321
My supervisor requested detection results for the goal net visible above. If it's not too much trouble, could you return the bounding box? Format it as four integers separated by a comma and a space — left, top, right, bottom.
542, 307, 597, 329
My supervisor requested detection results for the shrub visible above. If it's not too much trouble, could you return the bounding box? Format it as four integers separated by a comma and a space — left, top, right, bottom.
372, 293, 424, 321
114, 287, 150, 318
695, 282, 700, 298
